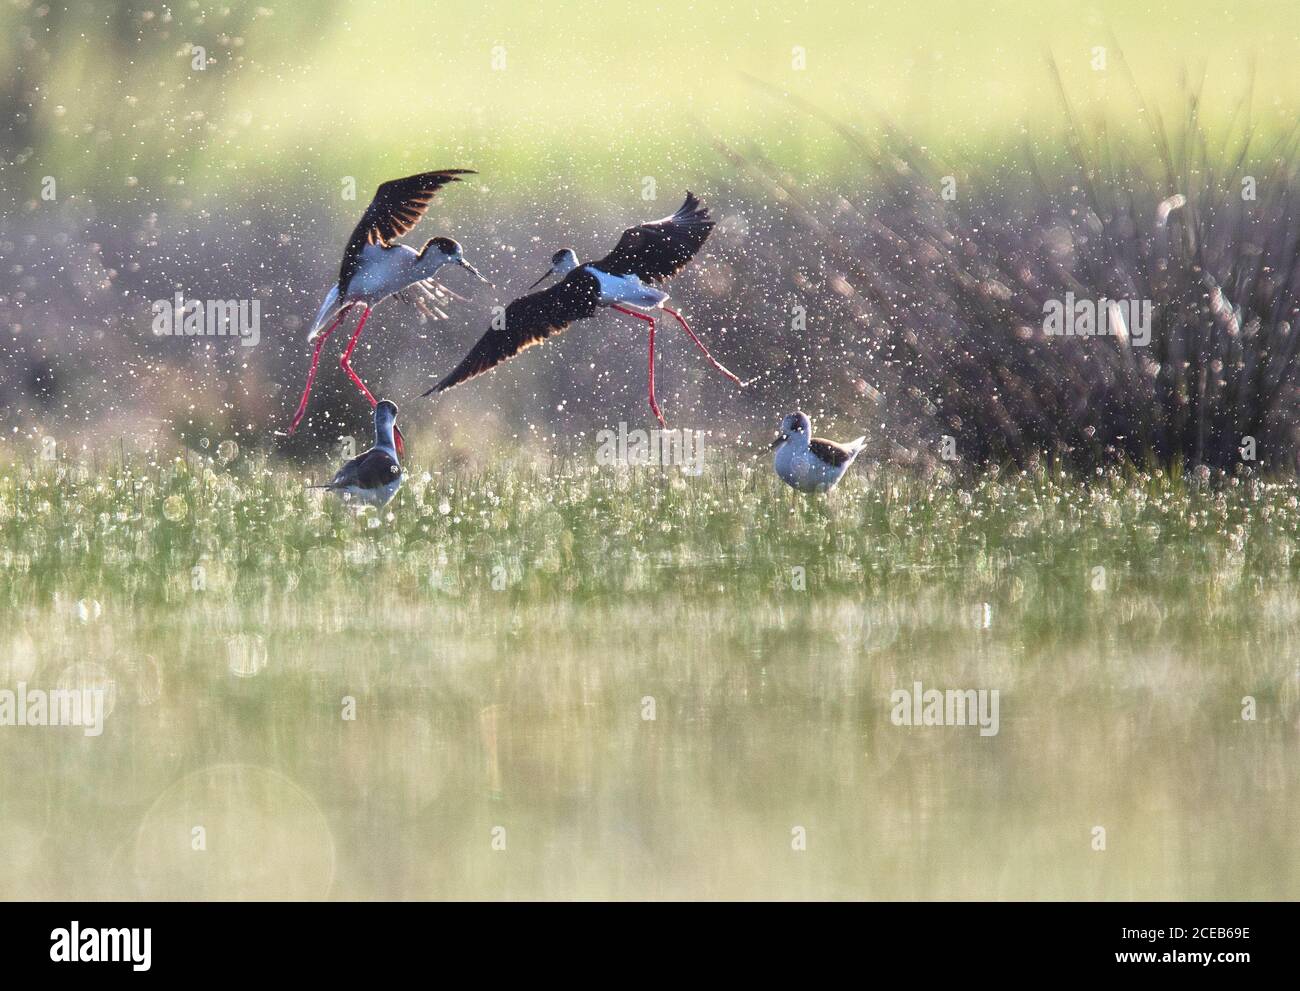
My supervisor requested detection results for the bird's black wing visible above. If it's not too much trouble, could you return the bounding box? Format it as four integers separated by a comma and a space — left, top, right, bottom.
338, 169, 475, 294
808, 438, 856, 467
590, 192, 714, 284
329, 447, 402, 490
423, 271, 600, 395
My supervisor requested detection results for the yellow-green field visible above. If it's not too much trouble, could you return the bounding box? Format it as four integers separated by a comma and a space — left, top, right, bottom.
1, 452, 1296, 899
7, 1, 1299, 196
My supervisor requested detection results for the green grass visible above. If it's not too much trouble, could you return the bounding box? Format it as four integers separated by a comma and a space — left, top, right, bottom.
0, 449, 1297, 899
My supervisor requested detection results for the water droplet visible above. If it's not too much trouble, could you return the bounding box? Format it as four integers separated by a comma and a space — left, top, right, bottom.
163, 495, 188, 521
226, 634, 268, 678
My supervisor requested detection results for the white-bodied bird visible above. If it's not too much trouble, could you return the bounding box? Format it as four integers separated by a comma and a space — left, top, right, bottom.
423, 192, 744, 427
288, 169, 488, 455
311, 400, 404, 507
771, 411, 866, 493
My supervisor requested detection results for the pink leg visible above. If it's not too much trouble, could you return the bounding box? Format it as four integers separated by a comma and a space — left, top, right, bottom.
661, 305, 744, 386
288, 307, 352, 435
339, 306, 377, 404
611, 304, 666, 428
338, 307, 404, 457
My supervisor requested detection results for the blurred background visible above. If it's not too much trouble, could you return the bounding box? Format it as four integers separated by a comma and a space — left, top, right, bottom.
2, 1, 1299, 463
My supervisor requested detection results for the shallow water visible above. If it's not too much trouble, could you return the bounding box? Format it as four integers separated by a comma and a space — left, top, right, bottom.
1, 457, 1296, 899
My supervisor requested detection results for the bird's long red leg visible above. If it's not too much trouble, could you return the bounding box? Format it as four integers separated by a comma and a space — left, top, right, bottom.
661, 305, 745, 387
611, 304, 665, 428
646, 315, 662, 429
339, 306, 377, 404
288, 307, 351, 435
338, 306, 404, 457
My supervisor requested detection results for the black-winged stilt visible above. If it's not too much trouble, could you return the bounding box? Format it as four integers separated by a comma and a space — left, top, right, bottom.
288, 169, 488, 455
421, 192, 742, 426
771, 411, 866, 493
310, 400, 404, 507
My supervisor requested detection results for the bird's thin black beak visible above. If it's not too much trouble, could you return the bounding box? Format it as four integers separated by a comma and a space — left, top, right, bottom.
526, 267, 555, 291
770, 433, 787, 450
458, 257, 491, 286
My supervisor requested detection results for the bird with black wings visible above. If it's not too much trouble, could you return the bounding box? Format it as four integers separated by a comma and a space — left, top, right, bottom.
422, 193, 744, 427
310, 400, 405, 507
288, 169, 488, 454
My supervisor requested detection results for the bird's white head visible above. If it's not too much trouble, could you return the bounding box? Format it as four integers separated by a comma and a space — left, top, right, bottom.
527, 248, 579, 290
772, 411, 812, 450
419, 236, 490, 284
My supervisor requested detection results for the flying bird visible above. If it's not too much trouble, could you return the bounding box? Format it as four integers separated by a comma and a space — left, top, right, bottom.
771, 411, 866, 493
422, 192, 743, 426
287, 169, 488, 455
310, 400, 404, 507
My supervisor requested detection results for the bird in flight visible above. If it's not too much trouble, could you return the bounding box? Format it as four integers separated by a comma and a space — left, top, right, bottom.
288, 169, 488, 455
422, 192, 744, 426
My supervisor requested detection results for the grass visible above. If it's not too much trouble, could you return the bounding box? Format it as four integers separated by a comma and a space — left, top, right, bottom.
1, 448, 1297, 899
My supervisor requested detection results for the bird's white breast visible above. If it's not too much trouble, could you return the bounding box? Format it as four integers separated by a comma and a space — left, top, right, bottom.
350, 243, 422, 301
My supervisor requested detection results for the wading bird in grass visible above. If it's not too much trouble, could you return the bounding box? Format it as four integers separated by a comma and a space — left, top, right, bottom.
422, 192, 744, 426
287, 169, 489, 456
310, 400, 404, 507
771, 411, 866, 493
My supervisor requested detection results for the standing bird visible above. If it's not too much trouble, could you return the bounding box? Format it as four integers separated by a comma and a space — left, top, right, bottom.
771, 411, 866, 493
422, 192, 742, 426
288, 169, 489, 455
311, 400, 404, 507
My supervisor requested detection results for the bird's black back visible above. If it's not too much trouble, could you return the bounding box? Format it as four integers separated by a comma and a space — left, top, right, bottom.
808, 438, 856, 467
329, 447, 402, 490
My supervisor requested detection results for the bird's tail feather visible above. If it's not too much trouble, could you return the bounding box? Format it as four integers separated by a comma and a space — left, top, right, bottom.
307, 284, 345, 342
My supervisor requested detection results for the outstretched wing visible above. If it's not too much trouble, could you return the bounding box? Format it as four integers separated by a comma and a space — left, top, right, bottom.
424, 272, 600, 396
329, 448, 401, 490
591, 192, 714, 284
338, 169, 475, 293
